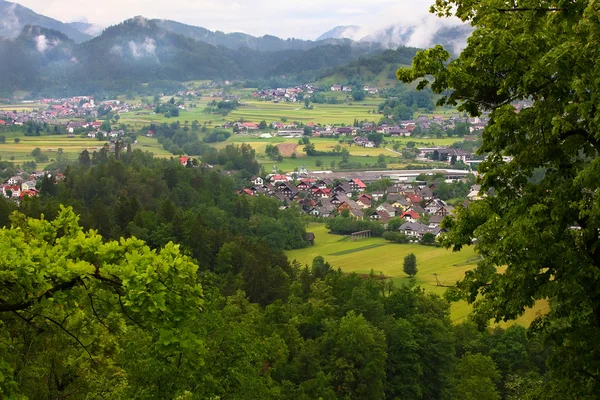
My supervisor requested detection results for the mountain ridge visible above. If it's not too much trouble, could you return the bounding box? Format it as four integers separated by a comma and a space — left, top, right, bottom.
0, 0, 91, 43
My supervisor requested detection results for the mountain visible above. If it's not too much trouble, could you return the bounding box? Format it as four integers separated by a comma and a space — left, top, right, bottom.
0, 0, 91, 43
0, 18, 391, 96
316, 26, 364, 41
153, 19, 354, 51
66, 21, 104, 37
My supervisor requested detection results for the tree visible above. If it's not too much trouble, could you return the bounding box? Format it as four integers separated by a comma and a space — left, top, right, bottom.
403, 253, 417, 277
352, 90, 366, 101
78, 149, 92, 168
453, 354, 501, 400
303, 126, 312, 136
259, 120, 267, 129
13, 137, 20, 144
30, 147, 41, 157
398, 0, 600, 395
0, 206, 203, 398
0, 135, 5, 144
100, 120, 112, 132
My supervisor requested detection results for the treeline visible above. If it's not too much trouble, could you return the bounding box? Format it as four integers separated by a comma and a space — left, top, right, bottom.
326, 215, 386, 236
319, 47, 420, 81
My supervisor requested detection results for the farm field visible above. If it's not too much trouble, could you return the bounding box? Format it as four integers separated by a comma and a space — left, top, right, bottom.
0, 133, 172, 168
286, 224, 548, 326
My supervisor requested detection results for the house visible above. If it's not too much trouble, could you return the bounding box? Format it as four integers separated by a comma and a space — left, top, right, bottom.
336, 127, 353, 135
21, 180, 37, 191
270, 174, 289, 184
424, 199, 446, 214
241, 122, 259, 130
467, 185, 482, 200
370, 210, 391, 223
406, 193, 422, 205
434, 148, 472, 163
3, 185, 21, 198
179, 156, 190, 166
356, 194, 372, 208
434, 206, 454, 217
400, 210, 420, 222
330, 193, 349, 205
407, 204, 426, 215
6, 176, 23, 185
296, 179, 315, 191
399, 222, 443, 239
315, 178, 333, 188
19, 189, 37, 199
387, 193, 400, 202
349, 208, 364, 219
418, 187, 434, 201
342, 86, 352, 92
331, 85, 342, 91
376, 203, 397, 217
348, 178, 367, 192
399, 222, 427, 238
333, 182, 353, 195
371, 191, 385, 201
277, 182, 298, 197
313, 188, 332, 198
428, 215, 445, 228
250, 176, 264, 185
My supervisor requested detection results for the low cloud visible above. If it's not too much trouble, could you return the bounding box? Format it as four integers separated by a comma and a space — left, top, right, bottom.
128, 37, 156, 58
0, 3, 21, 36
34, 34, 58, 53
110, 45, 123, 55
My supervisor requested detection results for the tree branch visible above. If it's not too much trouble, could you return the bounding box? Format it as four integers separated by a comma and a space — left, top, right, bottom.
0, 278, 80, 313
496, 7, 565, 12
44, 316, 94, 362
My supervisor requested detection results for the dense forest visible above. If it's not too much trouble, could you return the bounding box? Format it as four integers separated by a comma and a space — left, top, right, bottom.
0, 148, 585, 398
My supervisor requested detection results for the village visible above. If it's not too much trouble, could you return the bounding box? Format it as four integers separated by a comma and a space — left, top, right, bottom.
239, 166, 481, 242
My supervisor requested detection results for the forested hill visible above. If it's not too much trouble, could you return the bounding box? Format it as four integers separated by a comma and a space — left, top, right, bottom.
154, 19, 355, 51
0, 0, 92, 43
0, 148, 554, 398
0, 17, 383, 97
315, 47, 421, 85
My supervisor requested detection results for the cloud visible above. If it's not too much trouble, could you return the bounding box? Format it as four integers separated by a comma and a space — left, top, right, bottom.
35, 35, 49, 52
0, 3, 21, 36
128, 37, 156, 58
110, 44, 123, 55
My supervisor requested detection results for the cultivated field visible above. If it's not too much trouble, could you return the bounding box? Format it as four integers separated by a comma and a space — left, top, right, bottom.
286, 224, 548, 326
0, 133, 172, 168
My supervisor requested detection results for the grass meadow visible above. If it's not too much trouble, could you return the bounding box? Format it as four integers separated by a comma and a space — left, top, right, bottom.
286, 224, 548, 326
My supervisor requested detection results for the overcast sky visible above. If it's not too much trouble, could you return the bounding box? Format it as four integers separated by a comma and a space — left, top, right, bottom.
12, 0, 442, 39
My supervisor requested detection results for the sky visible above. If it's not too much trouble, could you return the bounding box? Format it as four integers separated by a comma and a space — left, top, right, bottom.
11, 0, 444, 40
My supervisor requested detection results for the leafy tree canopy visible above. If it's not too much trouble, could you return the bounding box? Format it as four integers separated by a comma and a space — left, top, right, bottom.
398, 0, 600, 395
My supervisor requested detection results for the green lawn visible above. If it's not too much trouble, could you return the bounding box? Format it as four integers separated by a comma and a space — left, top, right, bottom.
286, 224, 548, 326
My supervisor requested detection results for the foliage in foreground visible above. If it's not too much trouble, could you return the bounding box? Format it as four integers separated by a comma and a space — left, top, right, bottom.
0, 208, 549, 399
398, 0, 600, 396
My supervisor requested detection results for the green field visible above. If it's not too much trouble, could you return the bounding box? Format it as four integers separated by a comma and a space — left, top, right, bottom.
286, 224, 548, 326
0, 133, 172, 168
